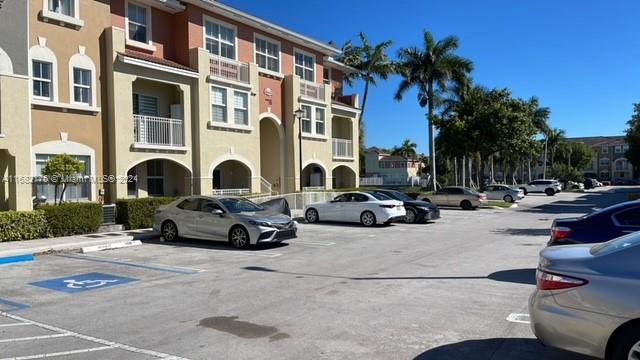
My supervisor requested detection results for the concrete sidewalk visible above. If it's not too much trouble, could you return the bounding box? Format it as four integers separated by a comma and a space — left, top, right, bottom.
0, 229, 158, 259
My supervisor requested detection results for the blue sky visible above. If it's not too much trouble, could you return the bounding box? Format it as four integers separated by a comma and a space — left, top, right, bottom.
225, 0, 640, 154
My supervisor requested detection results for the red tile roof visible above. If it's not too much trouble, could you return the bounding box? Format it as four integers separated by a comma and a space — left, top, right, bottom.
121, 49, 197, 73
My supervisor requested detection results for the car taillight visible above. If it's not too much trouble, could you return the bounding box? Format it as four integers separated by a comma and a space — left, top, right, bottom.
551, 226, 572, 240
536, 269, 588, 290
478, 194, 487, 200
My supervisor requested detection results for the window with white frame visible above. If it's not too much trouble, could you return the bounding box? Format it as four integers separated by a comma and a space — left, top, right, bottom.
301, 105, 312, 133
72, 68, 91, 105
623, 144, 629, 152
211, 86, 227, 123
294, 50, 315, 82
601, 146, 608, 154
615, 145, 622, 154
49, 0, 74, 17
35, 154, 90, 202
315, 108, 325, 135
255, 36, 279, 72
205, 19, 236, 60
33, 61, 52, 100
233, 91, 248, 125
600, 158, 610, 166
127, 2, 149, 43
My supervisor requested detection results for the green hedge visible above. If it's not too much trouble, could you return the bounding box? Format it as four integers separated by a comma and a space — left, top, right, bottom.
0, 211, 50, 242
116, 197, 176, 230
629, 193, 640, 201
39, 203, 103, 237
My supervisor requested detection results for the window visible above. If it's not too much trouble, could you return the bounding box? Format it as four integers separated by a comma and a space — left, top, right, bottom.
127, 168, 137, 197
128, 2, 148, 43
600, 158, 610, 166
49, 0, 73, 16
615, 159, 629, 171
201, 200, 224, 213
233, 91, 248, 125
353, 194, 369, 202
601, 146, 609, 154
315, 108, 325, 135
205, 19, 236, 59
211, 86, 227, 123
177, 198, 200, 211
72, 68, 91, 105
294, 50, 315, 82
147, 160, 164, 196
133, 94, 158, 116
323, 68, 331, 85
615, 145, 622, 154
614, 207, 640, 227
32, 61, 52, 100
255, 36, 279, 72
35, 154, 90, 202
301, 105, 312, 133
623, 145, 630, 152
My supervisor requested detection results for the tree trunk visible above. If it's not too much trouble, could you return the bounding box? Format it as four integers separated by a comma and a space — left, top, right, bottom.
543, 136, 548, 178
427, 82, 437, 191
462, 155, 466, 187
528, 158, 532, 182
54, 185, 58, 205
59, 183, 67, 205
454, 157, 458, 186
475, 153, 480, 186
490, 155, 495, 183
468, 156, 473, 188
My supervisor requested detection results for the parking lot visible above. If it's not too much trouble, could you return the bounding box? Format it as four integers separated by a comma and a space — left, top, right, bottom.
0, 188, 634, 360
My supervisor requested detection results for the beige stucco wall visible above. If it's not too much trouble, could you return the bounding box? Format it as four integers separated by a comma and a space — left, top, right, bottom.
0, 74, 32, 210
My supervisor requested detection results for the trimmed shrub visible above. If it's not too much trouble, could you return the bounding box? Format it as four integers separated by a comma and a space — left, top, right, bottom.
40, 203, 103, 237
629, 193, 640, 201
116, 197, 176, 230
0, 211, 50, 242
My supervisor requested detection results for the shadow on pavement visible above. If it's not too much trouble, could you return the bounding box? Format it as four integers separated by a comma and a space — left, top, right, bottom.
493, 228, 550, 237
487, 268, 536, 285
413, 338, 594, 360
141, 238, 289, 251
519, 189, 630, 215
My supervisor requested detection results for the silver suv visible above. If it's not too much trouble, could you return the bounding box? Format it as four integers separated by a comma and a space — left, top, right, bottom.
519, 179, 562, 196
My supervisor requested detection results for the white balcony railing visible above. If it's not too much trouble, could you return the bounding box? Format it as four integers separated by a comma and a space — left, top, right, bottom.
213, 188, 250, 196
332, 138, 354, 159
133, 114, 184, 147
209, 56, 249, 83
300, 80, 325, 101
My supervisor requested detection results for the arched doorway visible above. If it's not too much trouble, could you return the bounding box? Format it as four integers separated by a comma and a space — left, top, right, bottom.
259, 115, 284, 193
212, 160, 252, 194
302, 163, 326, 190
126, 158, 191, 198
332, 165, 356, 189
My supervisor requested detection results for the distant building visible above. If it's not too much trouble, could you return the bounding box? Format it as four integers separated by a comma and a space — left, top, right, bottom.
362, 147, 424, 186
568, 136, 634, 182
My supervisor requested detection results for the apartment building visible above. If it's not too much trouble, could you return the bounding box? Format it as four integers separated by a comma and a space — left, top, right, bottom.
362, 148, 423, 186
0, 0, 360, 210
569, 136, 634, 182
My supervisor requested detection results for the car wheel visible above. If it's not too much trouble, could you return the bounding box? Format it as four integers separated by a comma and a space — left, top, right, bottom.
161, 220, 178, 242
305, 208, 319, 223
519, 187, 528, 195
609, 324, 640, 360
405, 209, 417, 224
503, 195, 513, 203
461, 200, 473, 210
229, 226, 250, 249
360, 211, 376, 227
545, 188, 555, 196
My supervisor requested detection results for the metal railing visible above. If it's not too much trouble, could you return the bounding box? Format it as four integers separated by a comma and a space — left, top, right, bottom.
252, 176, 274, 195
213, 188, 250, 196
359, 177, 383, 186
332, 138, 354, 159
133, 114, 184, 147
300, 80, 325, 101
210, 56, 249, 83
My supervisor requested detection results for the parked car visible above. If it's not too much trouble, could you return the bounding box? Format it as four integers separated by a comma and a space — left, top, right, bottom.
518, 179, 562, 196
566, 180, 584, 191
583, 178, 597, 190
153, 196, 297, 249
483, 184, 524, 203
304, 192, 405, 227
419, 186, 487, 210
369, 189, 440, 223
548, 200, 640, 246
529, 232, 640, 359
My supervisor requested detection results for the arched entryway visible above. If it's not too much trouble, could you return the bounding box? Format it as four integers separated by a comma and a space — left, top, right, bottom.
212, 160, 252, 194
259, 114, 284, 194
126, 158, 192, 198
332, 165, 356, 189
302, 163, 326, 190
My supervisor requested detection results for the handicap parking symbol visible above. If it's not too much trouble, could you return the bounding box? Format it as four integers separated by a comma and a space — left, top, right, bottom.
30, 272, 137, 293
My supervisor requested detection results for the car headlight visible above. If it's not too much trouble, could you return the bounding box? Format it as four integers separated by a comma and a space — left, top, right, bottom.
249, 220, 271, 227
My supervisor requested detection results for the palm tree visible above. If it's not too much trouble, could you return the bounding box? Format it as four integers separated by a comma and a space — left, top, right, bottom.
394, 30, 473, 190
391, 139, 418, 158
529, 97, 551, 179
547, 128, 567, 168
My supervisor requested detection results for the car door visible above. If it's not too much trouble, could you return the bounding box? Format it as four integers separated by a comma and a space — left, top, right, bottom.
431, 188, 449, 206
485, 186, 497, 200
342, 193, 369, 223
173, 198, 201, 237
448, 188, 465, 206
197, 199, 233, 240
612, 206, 640, 237
323, 194, 349, 221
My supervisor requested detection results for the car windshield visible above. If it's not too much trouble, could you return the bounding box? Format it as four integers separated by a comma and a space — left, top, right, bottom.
218, 198, 264, 213
590, 232, 640, 256
369, 192, 393, 201
379, 191, 412, 201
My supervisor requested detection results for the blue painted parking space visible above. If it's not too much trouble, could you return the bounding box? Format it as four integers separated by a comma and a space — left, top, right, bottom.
0, 298, 30, 312
30, 272, 138, 293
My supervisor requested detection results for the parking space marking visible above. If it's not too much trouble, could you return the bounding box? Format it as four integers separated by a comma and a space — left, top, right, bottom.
293, 240, 336, 246
0, 311, 191, 360
0, 298, 29, 312
56, 254, 201, 275
0, 333, 71, 343
506, 313, 531, 324
0, 323, 30, 328
202, 249, 283, 258
1, 346, 115, 360
148, 263, 205, 273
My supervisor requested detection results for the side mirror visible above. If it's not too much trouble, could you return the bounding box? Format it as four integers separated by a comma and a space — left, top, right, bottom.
212, 209, 224, 216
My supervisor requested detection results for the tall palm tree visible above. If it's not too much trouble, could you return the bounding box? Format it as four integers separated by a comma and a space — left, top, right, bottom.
394, 30, 473, 190
391, 139, 418, 158
529, 97, 551, 178
547, 128, 567, 168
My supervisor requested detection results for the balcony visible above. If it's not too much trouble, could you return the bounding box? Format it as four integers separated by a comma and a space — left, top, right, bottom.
133, 114, 184, 148
209, 56, 249, 84
300, 80, 325, 101
332, 138, 354, 159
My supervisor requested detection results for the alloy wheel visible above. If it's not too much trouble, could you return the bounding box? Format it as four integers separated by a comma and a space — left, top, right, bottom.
231, 227, 248, 248
629, 340, 640, 360
162, 222, 176, 241
361, 212, 375, 226
405, 209, 416, 223
306, 209, 318, 223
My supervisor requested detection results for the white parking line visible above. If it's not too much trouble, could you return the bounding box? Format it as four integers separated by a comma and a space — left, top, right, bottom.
0, 333, 71, 343
148, 263, 206, 273
293, 240, 336, 246
506, 313, 531, 324
0, 311, 191, 360
1, 346, 114, 360
0, 323, 31, 328
208, 250, 282, 258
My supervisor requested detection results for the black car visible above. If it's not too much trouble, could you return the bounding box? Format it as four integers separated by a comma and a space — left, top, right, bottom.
369, 189, 440, 224
548, 200, 640, 246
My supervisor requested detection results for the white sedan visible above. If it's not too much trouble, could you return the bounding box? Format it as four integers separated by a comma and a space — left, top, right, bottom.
484, 184, 525, 203
304, 192, 406, 227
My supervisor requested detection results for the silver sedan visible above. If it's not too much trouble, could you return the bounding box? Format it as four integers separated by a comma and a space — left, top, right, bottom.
529, 232, 640, 359
153, 196, 297, 249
